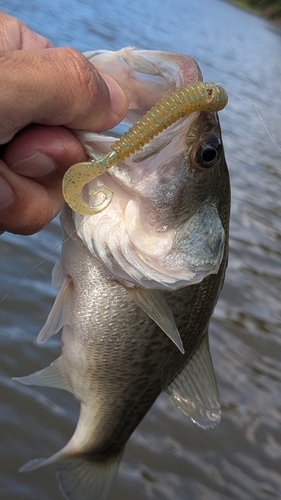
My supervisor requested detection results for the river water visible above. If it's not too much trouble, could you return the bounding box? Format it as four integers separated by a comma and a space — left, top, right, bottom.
0, 0, 281, 499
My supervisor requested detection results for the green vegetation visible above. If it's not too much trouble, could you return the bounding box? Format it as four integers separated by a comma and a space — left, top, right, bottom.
248, 0, 281, 18
228, 0, 259, 13
230, 0, 281, 19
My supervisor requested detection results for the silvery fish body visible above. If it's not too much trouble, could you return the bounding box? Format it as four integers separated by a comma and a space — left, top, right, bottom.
17, 48, 230, 500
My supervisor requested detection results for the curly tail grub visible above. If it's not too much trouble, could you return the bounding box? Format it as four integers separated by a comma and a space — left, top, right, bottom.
62, 82, 228, 215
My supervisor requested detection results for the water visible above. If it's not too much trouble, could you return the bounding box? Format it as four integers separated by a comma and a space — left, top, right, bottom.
0, 0, 281, 499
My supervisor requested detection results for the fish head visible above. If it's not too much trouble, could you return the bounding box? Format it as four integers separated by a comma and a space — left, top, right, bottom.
72, 48, 230, 290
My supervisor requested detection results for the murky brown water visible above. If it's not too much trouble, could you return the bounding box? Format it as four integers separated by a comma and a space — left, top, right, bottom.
1, 0, 281, 499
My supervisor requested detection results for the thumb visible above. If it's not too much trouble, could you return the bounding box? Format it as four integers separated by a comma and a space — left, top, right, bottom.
0, 47, 128, 143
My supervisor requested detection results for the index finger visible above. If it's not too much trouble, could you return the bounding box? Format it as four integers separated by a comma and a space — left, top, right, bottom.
0, 10, 53, 51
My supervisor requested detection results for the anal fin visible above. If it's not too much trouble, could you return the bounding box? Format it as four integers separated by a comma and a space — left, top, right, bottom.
165, 334, 221, 428
127, 287, 184, 354
13, 356, 72, 393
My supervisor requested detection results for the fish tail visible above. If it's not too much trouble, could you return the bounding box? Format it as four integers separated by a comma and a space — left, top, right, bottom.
19, 446, 68, 473
56, 454, 123, 500
20, 449, 123, 500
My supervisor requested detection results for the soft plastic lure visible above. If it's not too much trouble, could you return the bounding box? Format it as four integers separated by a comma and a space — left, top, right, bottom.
62, 82, 228, 215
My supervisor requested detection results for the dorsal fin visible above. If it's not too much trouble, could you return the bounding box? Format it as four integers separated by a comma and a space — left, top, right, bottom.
165, 334, 221, 428
127, 287, 184, 354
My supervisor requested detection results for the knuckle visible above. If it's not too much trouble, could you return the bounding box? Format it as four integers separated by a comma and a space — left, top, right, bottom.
0, 179, 57, 235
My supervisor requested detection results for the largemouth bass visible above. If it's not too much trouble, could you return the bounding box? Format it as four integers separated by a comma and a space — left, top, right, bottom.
16, 48, 230, 500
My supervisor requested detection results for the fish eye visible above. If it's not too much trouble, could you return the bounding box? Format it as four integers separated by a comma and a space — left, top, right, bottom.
193, 133, 222, 170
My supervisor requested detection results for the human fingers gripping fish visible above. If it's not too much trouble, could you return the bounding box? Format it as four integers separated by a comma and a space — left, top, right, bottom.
15, 47, 230, 500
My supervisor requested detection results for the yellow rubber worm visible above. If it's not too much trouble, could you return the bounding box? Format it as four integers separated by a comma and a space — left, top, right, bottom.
62, 82, 228, 215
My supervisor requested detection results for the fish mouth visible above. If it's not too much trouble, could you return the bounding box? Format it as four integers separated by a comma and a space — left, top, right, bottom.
78, 47, 205, 163
84, 47, 204, 118
68, 49, 226, 210
72, 47, 207, 202
71, 48, 226, 290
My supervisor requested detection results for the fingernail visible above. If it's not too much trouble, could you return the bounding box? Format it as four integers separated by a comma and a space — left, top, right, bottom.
101, 73, 128, 118
10, 152, 56, 178
0, 176, 14, 209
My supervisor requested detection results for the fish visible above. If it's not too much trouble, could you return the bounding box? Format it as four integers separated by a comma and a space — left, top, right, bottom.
15, 47, 230, 500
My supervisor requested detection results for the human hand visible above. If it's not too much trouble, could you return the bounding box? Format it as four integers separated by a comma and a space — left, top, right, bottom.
0, 11, 128, 235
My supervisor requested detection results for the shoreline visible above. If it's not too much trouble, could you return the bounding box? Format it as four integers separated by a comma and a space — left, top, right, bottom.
226, 0, 281, 26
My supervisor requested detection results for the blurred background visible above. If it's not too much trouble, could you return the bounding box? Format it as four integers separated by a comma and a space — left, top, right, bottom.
0, 0, 281, 499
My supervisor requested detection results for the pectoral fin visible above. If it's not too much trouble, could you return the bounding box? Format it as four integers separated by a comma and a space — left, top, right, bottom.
165, 334, 221, 428
14, 356, 72, 393
128, 287, 184, 354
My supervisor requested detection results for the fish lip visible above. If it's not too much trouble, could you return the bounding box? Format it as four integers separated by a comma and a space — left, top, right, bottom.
84, 47, 202, 117
83, 50, 108, 59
